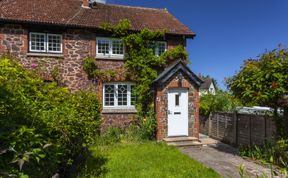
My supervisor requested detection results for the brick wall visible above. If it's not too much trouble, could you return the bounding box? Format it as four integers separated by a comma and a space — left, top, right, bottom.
0, 23, 185, 128
155, 74, 200, 140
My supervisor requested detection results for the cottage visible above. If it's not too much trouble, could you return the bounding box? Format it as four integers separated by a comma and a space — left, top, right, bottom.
199, 78, 217, 96
0, 0, 202, 141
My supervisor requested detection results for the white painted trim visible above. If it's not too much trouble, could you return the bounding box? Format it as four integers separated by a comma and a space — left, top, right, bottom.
96, 37, 124, 59
47, 34, 63, 53
29, 32, 63, 54
29, 32, 46, 53
103, 82, 136, 109
155, 41, 167, 56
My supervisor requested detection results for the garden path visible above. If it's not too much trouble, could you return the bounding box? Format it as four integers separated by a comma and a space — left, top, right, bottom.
181, 136, 283, 178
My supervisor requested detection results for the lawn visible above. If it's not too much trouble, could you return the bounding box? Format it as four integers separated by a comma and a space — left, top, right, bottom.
85, 142, 220, 178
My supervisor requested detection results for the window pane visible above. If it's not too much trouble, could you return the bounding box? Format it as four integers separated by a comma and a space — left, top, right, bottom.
157, 42, 166, 56
131, 85, 136, 106
118, 85, 127, 106
30, 33, 45, 52
112, 40, 124, 55
175, 94, 180, 106
148, 42, 156, 55
48, 34, 62, 52
104, 85, 115, 106
98, 40, 110, 54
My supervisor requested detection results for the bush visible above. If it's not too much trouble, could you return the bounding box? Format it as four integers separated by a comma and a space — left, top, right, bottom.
0, 57, 101, 177
239, 139, 288, 172
200, 91, 241, 116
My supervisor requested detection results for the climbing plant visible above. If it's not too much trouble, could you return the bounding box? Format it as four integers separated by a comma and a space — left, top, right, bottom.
84, 19, 189, 139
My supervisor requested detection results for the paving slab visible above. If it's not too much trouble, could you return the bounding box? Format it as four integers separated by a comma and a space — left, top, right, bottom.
181, 136, 284, 178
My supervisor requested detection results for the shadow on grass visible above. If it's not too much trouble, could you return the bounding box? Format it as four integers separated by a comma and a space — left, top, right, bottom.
69, 150, 108, 178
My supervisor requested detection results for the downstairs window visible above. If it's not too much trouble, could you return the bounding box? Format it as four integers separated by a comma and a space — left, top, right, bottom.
103, 83, 136, 108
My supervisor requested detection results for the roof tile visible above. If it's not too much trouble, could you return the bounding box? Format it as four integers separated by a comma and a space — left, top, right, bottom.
0, 0, 195, 36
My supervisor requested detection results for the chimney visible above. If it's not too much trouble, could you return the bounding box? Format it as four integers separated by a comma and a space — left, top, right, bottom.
82, 0, 89, 8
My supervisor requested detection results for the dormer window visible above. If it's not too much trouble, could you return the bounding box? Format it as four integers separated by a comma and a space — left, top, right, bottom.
29, 32, 62, 53
96, 37, 124, 59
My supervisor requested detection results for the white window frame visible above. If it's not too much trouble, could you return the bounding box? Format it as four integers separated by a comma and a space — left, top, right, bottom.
103, 82, 135, 108
29, 32, 46, 53
96, 37, 124, 59
29, 32, 63, 53
47, 34, 63, 53
154, 41, 167, 56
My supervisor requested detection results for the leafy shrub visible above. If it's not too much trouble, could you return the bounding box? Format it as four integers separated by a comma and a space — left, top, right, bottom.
239, 139, 288, 172
200, 91, 242, 116
0, 57, 101, 177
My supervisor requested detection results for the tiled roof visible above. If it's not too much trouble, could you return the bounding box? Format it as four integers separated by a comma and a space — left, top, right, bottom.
200, 78, 213, 90
0, 0, 195, 36
154, 60, 203, 88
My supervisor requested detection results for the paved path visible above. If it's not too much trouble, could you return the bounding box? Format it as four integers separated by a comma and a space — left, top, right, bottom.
181, 137, 282, 178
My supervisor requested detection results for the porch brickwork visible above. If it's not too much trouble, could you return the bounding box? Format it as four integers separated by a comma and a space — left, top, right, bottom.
155, 73, 200, 140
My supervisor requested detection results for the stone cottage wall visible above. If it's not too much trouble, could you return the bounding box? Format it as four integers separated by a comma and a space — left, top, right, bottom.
0, 23, 186, 128
155, 74, 200, 140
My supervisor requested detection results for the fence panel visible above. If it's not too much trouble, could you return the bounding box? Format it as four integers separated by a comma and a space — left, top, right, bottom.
202, 112, 277, 146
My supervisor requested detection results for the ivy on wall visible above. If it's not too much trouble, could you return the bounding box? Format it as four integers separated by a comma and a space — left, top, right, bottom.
83, 19, 188, 139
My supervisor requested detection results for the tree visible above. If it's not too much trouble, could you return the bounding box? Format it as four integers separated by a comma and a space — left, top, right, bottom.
226, 47, 288, 137
200, 90, 241, 117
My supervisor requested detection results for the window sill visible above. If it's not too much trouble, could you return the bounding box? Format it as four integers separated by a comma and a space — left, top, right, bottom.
102, 108, 137, 114
27, 53, 64, 58
96, 54, 124, 60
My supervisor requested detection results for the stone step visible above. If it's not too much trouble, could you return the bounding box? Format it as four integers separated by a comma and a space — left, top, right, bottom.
167, 141, 202, 147
163, 136, 199, 142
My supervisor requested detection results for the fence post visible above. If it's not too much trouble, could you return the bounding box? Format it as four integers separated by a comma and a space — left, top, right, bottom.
233, 111, 238, 146
264, 116, 267, 143
249, 116, 252, 146
216, 113, 219, 139
208, 113, 212, 137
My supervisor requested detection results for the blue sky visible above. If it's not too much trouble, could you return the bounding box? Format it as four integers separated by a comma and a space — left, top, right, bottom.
106, 0, 288, 89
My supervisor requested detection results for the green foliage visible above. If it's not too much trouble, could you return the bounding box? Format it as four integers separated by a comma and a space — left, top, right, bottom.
100, 19, 132, 37
99, 19, 190, 139
226, 47, 288, 107
238, 164, 274, 178
200, 91, 242, 116
83, 57, 119, 81
83, 142, 220, 178
239, 139, 288, 173
83, 56, 98, 78
159, 45, 188, 62
0, 57, 101, 177
226, 46, 288, 138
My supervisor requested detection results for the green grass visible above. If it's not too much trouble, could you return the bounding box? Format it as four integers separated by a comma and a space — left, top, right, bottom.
85, 142, 220, 178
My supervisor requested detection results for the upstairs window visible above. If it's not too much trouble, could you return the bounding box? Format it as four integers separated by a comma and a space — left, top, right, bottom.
148, 41, 167, 56
103, 83, 136, 108
96, 38, 124, 58
157, 41, 167, 56
29, 32, 62, 53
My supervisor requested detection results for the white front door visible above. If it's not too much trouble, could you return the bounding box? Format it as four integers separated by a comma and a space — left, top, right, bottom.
168, 88, 188, 136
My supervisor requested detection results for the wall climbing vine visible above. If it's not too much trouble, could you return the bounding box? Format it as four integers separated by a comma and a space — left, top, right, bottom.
83, 19, 189, 139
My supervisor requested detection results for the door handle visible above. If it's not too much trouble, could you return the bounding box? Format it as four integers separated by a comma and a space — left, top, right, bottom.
174, 112, 181, 115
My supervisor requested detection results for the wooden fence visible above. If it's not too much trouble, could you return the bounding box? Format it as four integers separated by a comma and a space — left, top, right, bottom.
200, 112, 277, 146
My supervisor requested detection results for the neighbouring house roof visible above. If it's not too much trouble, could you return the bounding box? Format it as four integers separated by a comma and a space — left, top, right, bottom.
0, 0, 195, 37
154, 60, 203, 88
199, 78, 213, 90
